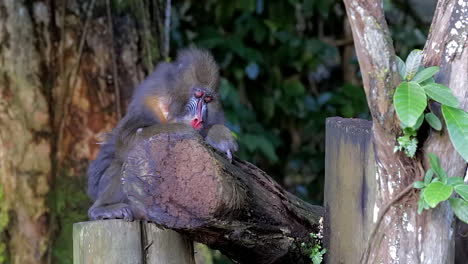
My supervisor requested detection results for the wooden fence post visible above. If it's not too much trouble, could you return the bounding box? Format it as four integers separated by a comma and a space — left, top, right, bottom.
73, 220, 195, 264
324, 117, 375, 263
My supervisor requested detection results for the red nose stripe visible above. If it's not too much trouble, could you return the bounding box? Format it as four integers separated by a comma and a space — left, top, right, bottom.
191, 119, 203, 129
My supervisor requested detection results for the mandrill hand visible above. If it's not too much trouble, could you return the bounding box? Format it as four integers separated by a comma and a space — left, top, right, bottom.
205, 124, 238, 162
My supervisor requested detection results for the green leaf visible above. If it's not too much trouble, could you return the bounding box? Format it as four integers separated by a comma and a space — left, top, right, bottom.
405, 50, 422, 80
412, 66, 439, 83
423, 83, 459, 107
449, 198, 468, 224
442, 105, 468, 162
418, 196, 429, 214
283, 79, 305, 97
428, 153, 443, 176
394, 81, 427, 127
425, 113, 442, 131
413, 181, 425, 189
447, 177, 464, 186
396, 56, 406, 79
424, 181, 453, 208
430, 154, 447, 182
424, 169, 434, 185
413, 114, 424, 130
455, 184, 468, 201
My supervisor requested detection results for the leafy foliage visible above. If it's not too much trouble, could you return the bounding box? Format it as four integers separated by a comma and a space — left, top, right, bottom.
413, 153, 468, 223
394, 50, 468, 224
393, 52, 468, 162
442, 106, 468, 161
301, 233, 326, 264
171, 0, 370, 202
394, 81, 427, 127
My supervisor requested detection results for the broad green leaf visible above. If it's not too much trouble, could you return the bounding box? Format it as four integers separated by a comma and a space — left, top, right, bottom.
405, 50, 422, 80
394, 81, 427, 127
423, 83, 459, 107
442, 105, 468, 162
396, 56, 406, 79
449, 198, 468, 224
421, 77, 435, 86
413, 181, 425, 189
447, 177, 464, 186
455, 184, 468, 201
413, 114, 424, 130
425, 113, 442, 131
428, 153, 442, 174
418, 196, 430, 214
412, 66, 439, 83
428, 153, 447, 181
424, 169, 434, 185
424, 181, 453, 208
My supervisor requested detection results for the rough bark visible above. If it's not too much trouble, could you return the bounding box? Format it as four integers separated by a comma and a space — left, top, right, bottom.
0, 1, 53, 263
120, 124, 324, 264
0, 0, 149, 263
73, 220, 195, 264
343, 0, 467, 263
422, 0, 468, 262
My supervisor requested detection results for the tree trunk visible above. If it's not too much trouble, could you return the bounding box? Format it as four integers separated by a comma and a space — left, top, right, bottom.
342, 0, 467, 263
120, 124, 324, 264
0, 1, 152, 263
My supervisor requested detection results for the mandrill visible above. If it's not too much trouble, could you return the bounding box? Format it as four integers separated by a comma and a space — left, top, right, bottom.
87, 48, 238, 221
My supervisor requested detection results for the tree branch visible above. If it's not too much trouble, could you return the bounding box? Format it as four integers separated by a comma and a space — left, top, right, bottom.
342, 0, 401, 133
120, 124, 324, 264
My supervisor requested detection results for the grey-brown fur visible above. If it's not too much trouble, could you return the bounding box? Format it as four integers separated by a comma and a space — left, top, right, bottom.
87, 48, 237, 220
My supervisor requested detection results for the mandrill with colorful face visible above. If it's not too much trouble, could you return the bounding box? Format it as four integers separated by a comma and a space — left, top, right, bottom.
87, 47, 238, 221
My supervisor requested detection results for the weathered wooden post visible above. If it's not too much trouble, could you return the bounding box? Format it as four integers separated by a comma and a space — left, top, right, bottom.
73, 220, 195, 264
324, 117, 376, 263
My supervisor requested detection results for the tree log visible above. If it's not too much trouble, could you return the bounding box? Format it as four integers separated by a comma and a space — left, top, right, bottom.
422, 2, 468, 262
119, 124, 324, 264
73, 220, 195, 264
343, 0, 467, 263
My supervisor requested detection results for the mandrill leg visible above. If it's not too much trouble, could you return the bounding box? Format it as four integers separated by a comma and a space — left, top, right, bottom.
88, 161, 134, 221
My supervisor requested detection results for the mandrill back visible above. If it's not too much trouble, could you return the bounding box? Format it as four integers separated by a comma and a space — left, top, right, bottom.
87, 48, 237, 221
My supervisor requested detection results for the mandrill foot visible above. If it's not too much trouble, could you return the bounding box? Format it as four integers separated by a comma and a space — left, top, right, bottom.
88, 203, 134, 221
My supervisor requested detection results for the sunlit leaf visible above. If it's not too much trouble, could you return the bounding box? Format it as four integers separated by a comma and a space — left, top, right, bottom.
412, 66, 439, 83
449, 198, 468, 224
424, 182, 453, 208
405, 50, 422, 80
423, 83, 459, 107
428, 153, 446, 181
442, 105, 468, 162
447, 177, 464, 187
413, 113, 424, 130
413, 181, 425, 189
454, 185, 468, 201
424, 169, 434, 185
394, 81, 427, 127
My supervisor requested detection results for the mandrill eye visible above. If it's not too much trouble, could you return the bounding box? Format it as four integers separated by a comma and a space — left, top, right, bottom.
195, 91, 204, 98
204, 96, 212, 103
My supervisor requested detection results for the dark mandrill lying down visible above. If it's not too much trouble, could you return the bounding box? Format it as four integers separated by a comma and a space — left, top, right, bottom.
87, 48, 238, 221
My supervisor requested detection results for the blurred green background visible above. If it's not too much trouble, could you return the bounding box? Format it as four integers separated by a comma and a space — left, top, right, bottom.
43, 0, 435, 263
170, 0, 432, 202
166, 1, 434, 262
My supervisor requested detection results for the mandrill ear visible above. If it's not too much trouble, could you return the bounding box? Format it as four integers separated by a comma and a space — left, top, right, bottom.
143, 95, 169, 123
